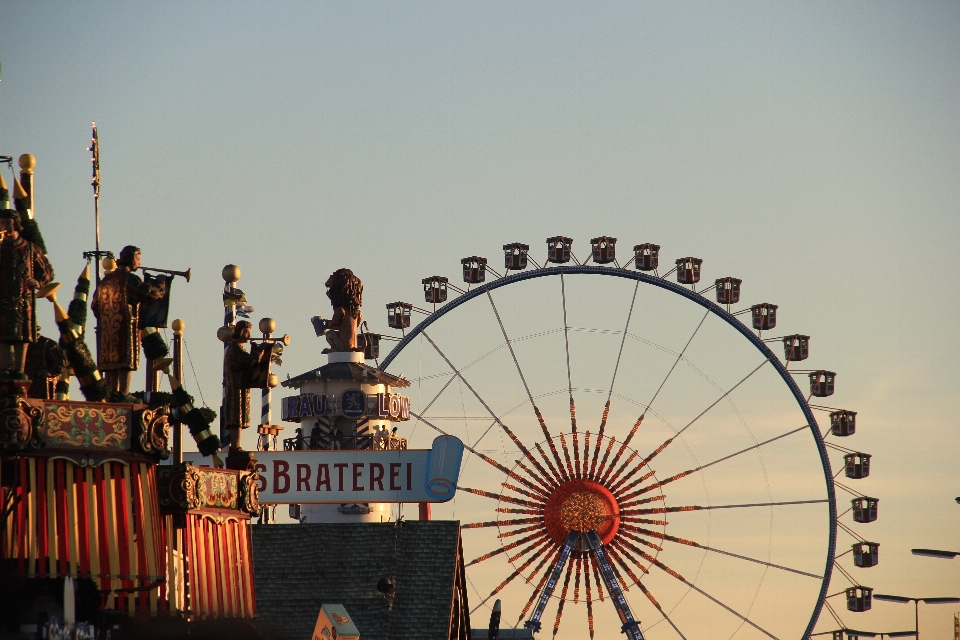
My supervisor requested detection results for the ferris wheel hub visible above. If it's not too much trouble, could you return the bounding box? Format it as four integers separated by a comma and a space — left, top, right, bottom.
544, 478, 620, 545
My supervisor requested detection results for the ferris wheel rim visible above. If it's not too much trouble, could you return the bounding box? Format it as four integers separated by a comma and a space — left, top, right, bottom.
380, 264, 838, 638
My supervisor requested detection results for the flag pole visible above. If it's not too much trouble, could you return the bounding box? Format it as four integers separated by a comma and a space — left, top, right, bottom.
88, 123, 102, 285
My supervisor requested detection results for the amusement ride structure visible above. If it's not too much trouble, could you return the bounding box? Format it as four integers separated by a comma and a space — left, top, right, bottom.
377, 237, 877, 640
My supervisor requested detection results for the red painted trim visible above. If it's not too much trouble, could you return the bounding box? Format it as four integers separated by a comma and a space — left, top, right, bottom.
240, 522, 256, 617
115, 463, 133, 608
94, 464, 111, 587
56, 460, 69, 576
36, 458, 47, 579
130, 464, 148, 612
16, 457, 27, 576
76, 464, 90, 579
214, 521, 237, 618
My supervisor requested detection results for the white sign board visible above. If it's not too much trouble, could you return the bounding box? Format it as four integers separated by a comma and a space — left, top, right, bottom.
186, 436, 463, 504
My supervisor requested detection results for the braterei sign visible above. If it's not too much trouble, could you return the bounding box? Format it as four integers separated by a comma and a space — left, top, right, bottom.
186, 436, 463, 504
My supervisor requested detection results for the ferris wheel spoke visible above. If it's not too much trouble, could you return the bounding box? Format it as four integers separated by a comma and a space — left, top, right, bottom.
589, 280, 641, 478
486, 291, 570, 481
625, 544, 780, 640
534, 442, 564, 483
414, 334, 560, 490
618, 471, 692, 507
618, 528, 664, 553
559, 433, 576, 480
692, 424, 810, 474
608, 432, 674, 491
621, 498, 829, 516
607, 543, 647, 585
551, 556, 576, 638
684, 582, 780, 640
700, 545, 823, 580
498, 523, 543, 539
416, 371, 459, 419
671, 359, 771, 440
609, 545, 693, 640
573, 556, 583, 604
589, 554, 606, 602
411, 411, 554, 495
498, 507, 542, 515
559, 274, 582, 477
462, 517, 542, 530
620, 524, 822, 579
502, 480, 546, 502
584, 557, 597, 639
593, 431, 617, 482
470, 541, 554, 615
460, 486, 541, 510
618, 423, 810, 503
596, 414, 644, 483
508, 535, 555, 564
466, 530, 549, 567
643, 309, 711, 415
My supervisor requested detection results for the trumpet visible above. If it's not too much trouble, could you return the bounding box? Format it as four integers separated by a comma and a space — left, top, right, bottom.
249, 334, 291, 346
140, 266, 191, 282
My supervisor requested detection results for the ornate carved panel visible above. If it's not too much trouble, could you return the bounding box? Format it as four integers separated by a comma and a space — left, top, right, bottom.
0, 396, 44, 452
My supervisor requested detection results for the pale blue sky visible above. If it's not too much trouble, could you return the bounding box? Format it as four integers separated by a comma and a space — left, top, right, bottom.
1, 2, 958, 637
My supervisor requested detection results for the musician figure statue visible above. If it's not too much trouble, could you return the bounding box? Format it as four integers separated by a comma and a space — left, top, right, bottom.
0, 208, 54, 381
223, 320, 266, 454
91, 245, 165, 394
319, 268, 364, 354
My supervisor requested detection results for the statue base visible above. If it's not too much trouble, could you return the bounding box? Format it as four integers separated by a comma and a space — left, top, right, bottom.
225, 448, 258, 471
0, 378, 31, 399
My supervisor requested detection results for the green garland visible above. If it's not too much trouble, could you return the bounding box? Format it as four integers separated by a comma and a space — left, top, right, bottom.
56, 317, 110, 402
68, 271, 90, 331
141, 328, 169, 360
20, 218, 47, 254
168, 380, 221, 455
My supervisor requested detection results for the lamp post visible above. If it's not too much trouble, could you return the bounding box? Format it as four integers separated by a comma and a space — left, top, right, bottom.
911, 548, 959, 560
873, 594, 960, 640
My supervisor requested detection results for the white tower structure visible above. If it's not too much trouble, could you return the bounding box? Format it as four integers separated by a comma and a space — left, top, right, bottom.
279, 350, 410, 523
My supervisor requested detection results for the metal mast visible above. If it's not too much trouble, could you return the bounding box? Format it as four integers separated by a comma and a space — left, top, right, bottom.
88, 123, 101, 284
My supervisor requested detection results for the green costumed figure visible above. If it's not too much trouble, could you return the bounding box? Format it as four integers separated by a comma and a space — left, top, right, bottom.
91, 245, 165, 394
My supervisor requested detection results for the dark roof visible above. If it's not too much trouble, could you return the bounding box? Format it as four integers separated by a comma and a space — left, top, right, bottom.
281, 362, 410, 388
251, 521, 463, 640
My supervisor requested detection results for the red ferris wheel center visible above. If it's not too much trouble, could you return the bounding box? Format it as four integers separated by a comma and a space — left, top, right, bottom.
543, 478, 620, 546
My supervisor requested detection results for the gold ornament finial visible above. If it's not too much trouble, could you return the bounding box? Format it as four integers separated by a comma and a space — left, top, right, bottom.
81, 263, 90, 281
102, 256, 116, 273
216, 326, 234, 342
12, 175, 27, 199
172, 318, 185, 334
18, 154, 36, 173
258, 317, 276, 335
0, 173, 7, 191
222, 264, 241, 283
268, 373, 279, 389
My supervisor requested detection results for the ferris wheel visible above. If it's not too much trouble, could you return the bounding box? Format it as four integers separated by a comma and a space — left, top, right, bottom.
378, 237, 875, 640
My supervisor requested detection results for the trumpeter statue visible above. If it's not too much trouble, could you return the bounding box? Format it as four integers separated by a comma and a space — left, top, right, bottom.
0, 201, 54, 380
222, 320, 266, 457
91, 245, 166, 394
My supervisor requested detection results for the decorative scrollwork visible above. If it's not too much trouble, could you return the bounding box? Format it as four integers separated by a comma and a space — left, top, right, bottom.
157, 463, 204, 511
134, 407, 170, 459
238, 470, 262, 517
43, 403, 129, 450
0, 396, 44, 452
